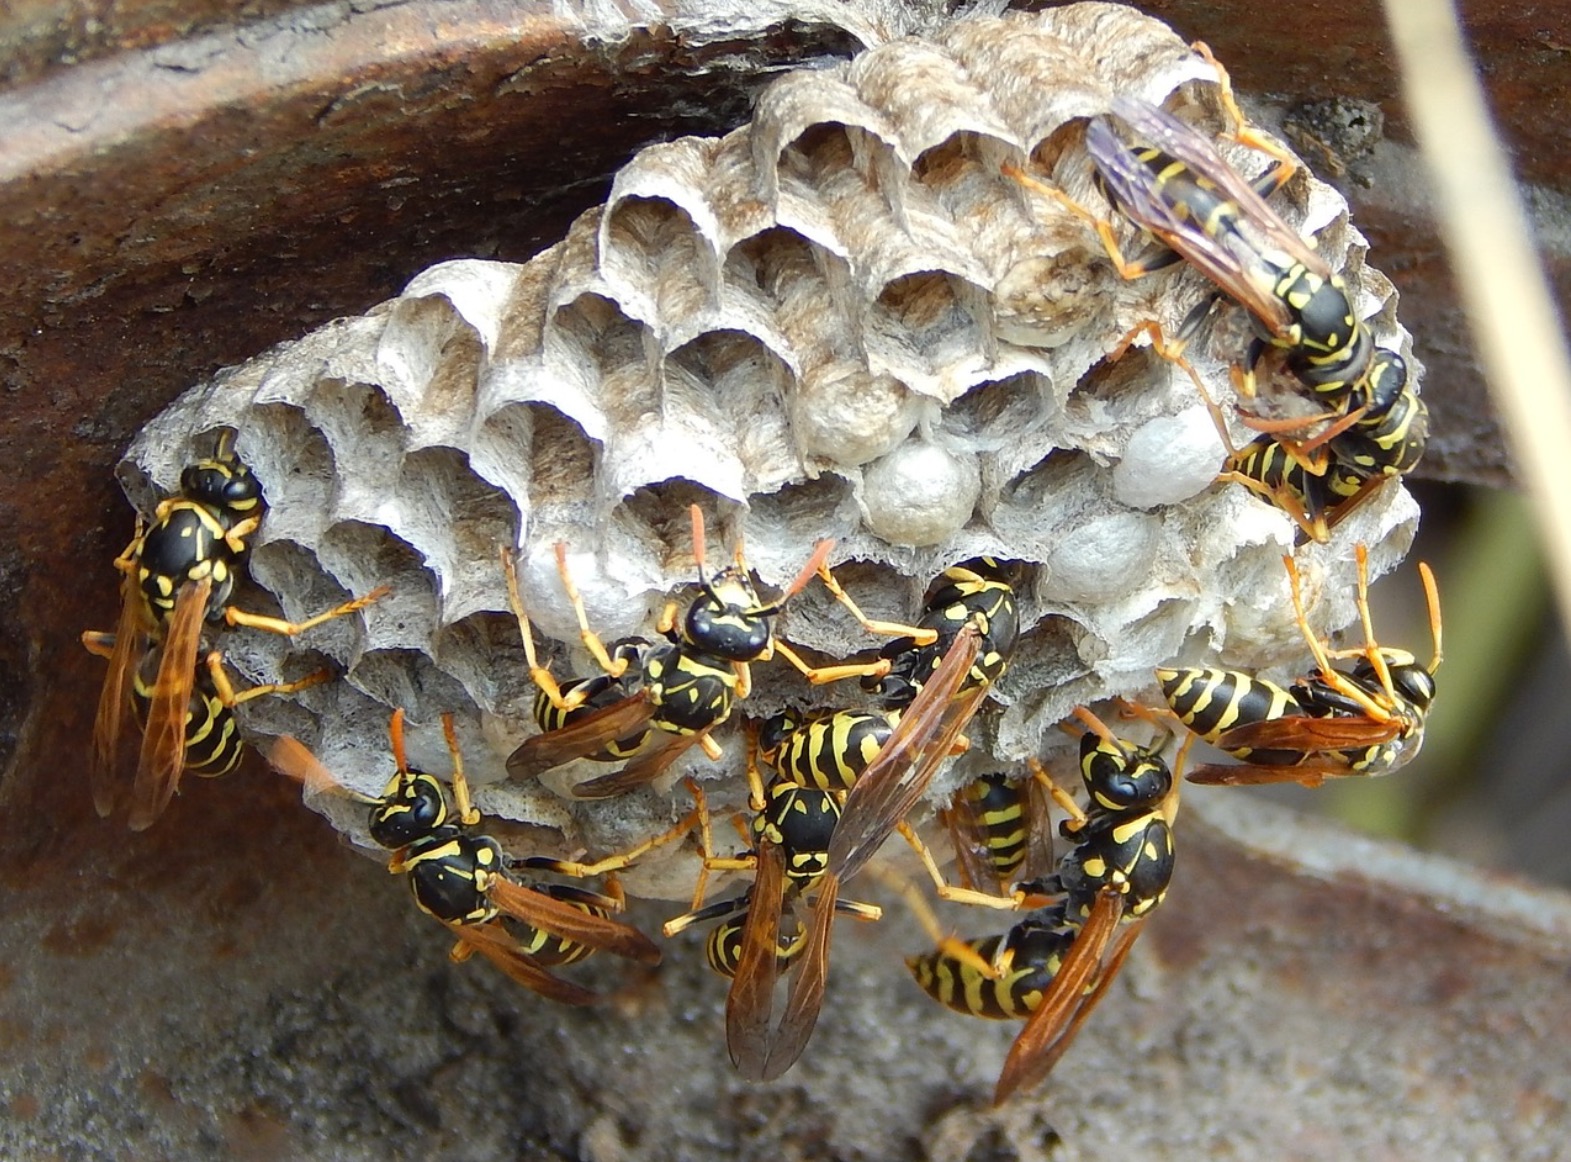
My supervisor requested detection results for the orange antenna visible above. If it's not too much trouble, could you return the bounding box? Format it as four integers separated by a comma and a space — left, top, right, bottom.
390, 708, 409, 777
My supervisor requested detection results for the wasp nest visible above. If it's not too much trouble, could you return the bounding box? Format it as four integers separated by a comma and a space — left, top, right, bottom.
122, 3, 1419, 898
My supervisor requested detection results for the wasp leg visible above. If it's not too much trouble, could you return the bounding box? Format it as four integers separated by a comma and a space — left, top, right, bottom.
204, 650, 333, 707
1026, 756, 1087, 834
501, 545, 589, 713
1192, 41, 1299, 181
771, 641, 894, 687
1283, 550, 1393, 721
223, 585, 389, 637
519, 800, 702, 880
1002, 162, 1155, 282
867, 863, 1004, 981
815, 564, 937, 646
895, 820, 1033, 912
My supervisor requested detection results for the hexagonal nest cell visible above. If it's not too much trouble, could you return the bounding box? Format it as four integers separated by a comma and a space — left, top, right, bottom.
113, 3, 1421, 898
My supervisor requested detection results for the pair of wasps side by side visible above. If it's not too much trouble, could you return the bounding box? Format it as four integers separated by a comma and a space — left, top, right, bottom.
85, 432, 386, 830
1009, 42, 1427, 545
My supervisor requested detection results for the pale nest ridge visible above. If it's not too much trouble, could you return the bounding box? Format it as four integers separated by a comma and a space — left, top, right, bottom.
121, 4, 1420, 896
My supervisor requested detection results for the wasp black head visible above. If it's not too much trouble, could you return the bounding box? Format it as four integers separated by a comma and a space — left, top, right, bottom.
181, 454, 264, 520
756, 710, 802, 767
1355, 651, 1437, 717
1355, 349, 1409, 417
1078, 730, 1172, 813
683, 565, 774, 661
368, 768, 450, 849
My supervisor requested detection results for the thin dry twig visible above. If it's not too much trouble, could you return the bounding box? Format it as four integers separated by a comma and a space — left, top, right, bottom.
1382, 0, 1571, 642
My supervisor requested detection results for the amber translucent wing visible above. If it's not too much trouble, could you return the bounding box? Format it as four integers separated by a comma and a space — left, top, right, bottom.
726, 838, 786, 1079
1001, 922, 1143, 1101
1216, 712, 1403, 753
762, 873, 838, 1081
90, 571, 152, 817
993, 889, 1124, 1106
1184, 760, 1345, 788
1087, 103, 1306, 336
488, 876, 660, 965
570, 730, 704, 800
943, 799, 999, 894
827, 625, 983, 886
128, 577, 210, 831
448, 921, 599, 1006
265, 735, 355, 797
505, 694, 657, 780
1112, 97, 1333, 279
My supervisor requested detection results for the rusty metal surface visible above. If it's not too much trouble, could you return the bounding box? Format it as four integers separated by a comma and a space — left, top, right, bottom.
0, 1, 1567, 1157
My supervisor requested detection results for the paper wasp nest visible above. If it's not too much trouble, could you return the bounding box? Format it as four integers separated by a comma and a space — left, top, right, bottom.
122, 4, 1418, 897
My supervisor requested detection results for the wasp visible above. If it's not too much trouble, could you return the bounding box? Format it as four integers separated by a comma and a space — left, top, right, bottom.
1083, 69, 1375, 404
1159, 543, 1442, 786
942, 770, 1057, 899
502, 506, 834, 798
88, 431, 387, 829
851, 558, 1021, 708
269, 710, 664, 1004
81, 636, 331, 782
662, 765, 880, 1082
821, 556, 1022, 890
903, 707, 1180, 1104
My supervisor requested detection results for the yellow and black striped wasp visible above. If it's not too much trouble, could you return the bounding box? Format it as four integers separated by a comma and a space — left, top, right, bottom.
502, 505, 833, 798
1159, 543, 1441, 786
88, 431, 386, 829
1224, 347, 1429, 541
268, 710, 664, 1005
902, 706, 1180, 1104
1075, 54, 1375, 406
661, 755, 881, 1082
81, 636, 332, 783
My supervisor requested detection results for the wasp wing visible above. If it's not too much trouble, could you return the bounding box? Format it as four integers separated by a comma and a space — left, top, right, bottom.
506, 694, 658, 780
996, 914, 1142, 1104
761, 873, 838, 1081
1215, 711, 1404, 754
569, 730, 706, 800
993, 888, 1125, 1105
90, 570, 153, 816
447, 921, 600, 1007
827, 625, 983, 886
1087, 108, 1299, 336
487, 876, 661, 965
128, 577, 211, 831
726, 837, 786, 1080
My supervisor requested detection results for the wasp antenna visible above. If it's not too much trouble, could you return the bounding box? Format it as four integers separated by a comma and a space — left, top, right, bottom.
688, 504, 710, 585
1419, 561, 1444, 675
390, 708, 409, 778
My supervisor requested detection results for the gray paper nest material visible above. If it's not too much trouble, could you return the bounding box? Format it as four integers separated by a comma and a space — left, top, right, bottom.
120, 3, 1420, 894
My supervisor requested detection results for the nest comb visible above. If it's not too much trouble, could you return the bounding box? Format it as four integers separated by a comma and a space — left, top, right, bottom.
118, 3, 1421, 899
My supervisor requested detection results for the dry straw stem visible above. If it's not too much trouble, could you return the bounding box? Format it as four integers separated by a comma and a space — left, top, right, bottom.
1383, 0, 1571, 641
